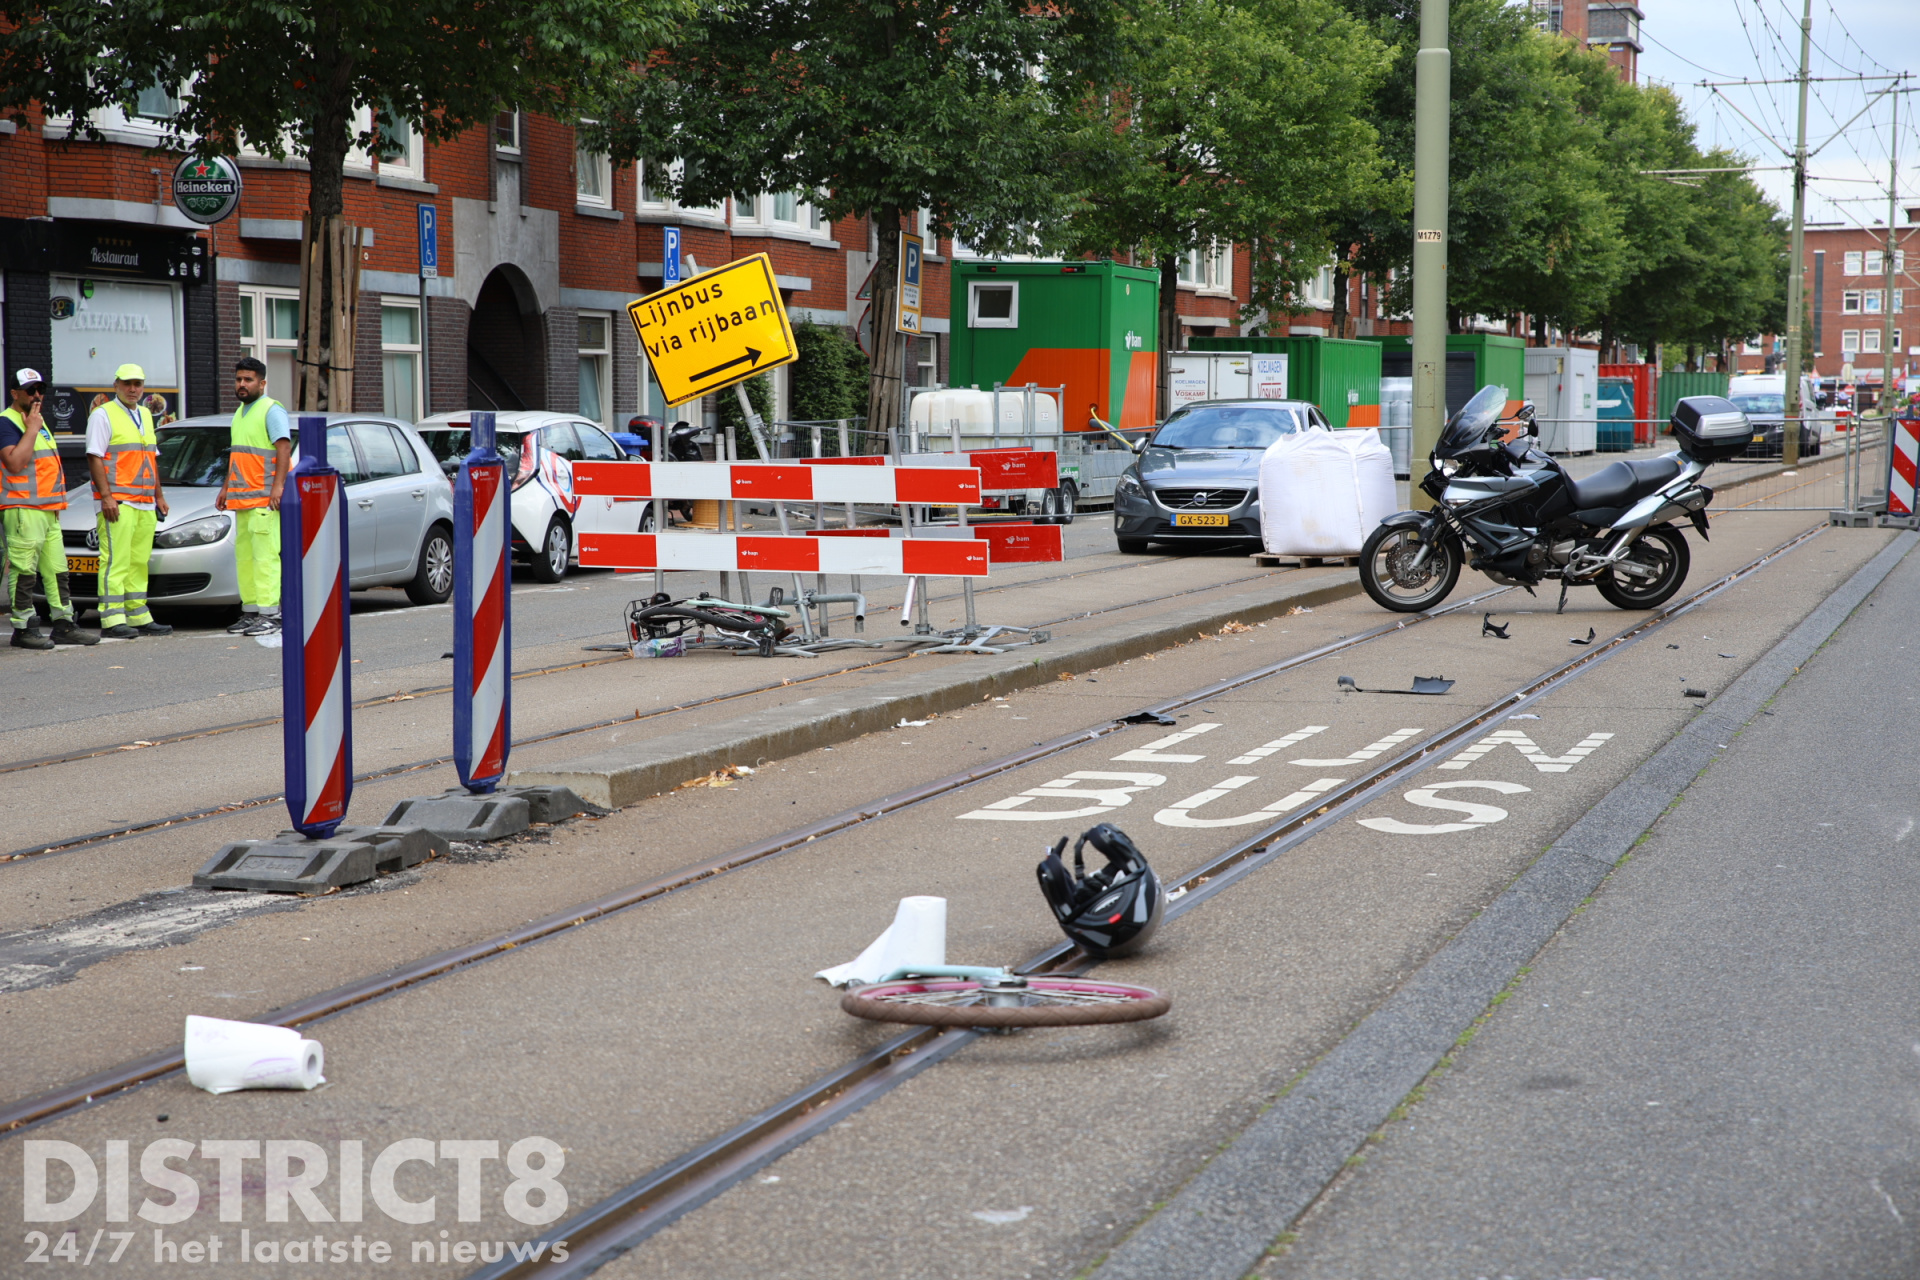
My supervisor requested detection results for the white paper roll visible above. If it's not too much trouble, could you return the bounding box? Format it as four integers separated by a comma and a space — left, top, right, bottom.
815, 896, 947, 987
184, 1015, 327, 1094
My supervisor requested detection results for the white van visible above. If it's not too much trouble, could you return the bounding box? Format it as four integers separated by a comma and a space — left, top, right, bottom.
1726, 374, 1832, 457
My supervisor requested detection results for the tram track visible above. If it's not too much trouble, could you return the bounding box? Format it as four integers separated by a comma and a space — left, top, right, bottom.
0, 564, 1288, 866
468, 523, 1827, 1280
0, 569, 1519, 1135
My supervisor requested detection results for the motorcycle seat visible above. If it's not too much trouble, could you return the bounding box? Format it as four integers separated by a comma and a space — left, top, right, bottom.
1568, 457, 1683, 511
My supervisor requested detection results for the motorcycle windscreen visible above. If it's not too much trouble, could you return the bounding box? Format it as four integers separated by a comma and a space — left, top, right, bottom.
1436, 385, 1508, 455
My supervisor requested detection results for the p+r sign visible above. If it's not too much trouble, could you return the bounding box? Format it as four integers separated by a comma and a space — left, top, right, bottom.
626, 252, 797, 408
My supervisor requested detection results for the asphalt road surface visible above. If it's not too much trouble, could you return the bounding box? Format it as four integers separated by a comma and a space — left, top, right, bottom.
0, 508, 1902, 1280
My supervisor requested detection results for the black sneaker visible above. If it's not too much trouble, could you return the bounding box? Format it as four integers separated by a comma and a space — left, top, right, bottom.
136, 621, 173, 636
10, 628, 54, 650
227, 613, 259, 634
243, 615, 283, 637
99, 624, 141, 639
48, 621, 99, 646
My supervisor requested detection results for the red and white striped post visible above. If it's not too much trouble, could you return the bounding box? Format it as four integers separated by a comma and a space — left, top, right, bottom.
1888, 417, 1920, 519
453, 411, 511, 792
279, 416, 353, 838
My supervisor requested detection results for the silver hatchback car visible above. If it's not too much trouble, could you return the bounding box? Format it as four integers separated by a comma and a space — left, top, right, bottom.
53, 414, 457, 612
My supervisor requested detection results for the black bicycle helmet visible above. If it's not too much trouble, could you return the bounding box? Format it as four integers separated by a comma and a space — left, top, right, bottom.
1035, 824, 1165, 957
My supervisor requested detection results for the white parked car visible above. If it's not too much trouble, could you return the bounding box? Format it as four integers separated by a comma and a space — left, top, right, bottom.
415, 411, 651, 582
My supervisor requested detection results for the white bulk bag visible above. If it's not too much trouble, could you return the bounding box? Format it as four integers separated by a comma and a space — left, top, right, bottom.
1258, 429, 1397, 557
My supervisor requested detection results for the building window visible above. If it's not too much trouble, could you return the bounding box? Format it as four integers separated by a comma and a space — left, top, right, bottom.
576, 127, 611, 206
132, 77, 180, 121
578, 312, 611, 426
380, 303, 422, 422
494, 110, 521, 155
1895, 289, 1905, 314
1301, 263, 1336, 308
1865, 250, 1885, 276
237, 289, 301, 403
378, 108, 424, 179
1861, 327, 1882, 354
968, 281, 1019, 328
1843, 291, 1862, 314
1844, 251, 1863, 276
916, 336, 938, 387
1864, 290, 1883, 314
1841, 330, 1860, 354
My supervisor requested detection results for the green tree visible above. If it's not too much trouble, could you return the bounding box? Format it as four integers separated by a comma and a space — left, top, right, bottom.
0, 0, 686, 409
788, 322, 869, 438
1060, 0, 1390, 406
600, 0, 1122, 442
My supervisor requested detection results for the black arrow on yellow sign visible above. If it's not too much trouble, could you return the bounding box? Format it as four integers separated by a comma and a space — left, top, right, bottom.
691, 347, 763, 384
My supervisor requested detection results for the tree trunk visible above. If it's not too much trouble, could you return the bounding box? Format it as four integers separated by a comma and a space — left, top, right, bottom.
1330, 257, 1350, 340
1157, 251, 1180, 424
296, 50, 360, 413
864, 207, 908, 450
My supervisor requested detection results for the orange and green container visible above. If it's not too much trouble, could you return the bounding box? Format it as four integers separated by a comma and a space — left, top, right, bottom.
948, 260, 1160, 431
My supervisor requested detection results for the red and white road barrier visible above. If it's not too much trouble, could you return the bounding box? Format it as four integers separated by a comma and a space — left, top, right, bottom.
1889, 418, 1920, 518
809, 523, 1065, 564
573, 460, 980, 505
280, 416, 353, 838
453, 412, 511, 793
579, 531, 990, 577
899, 448, 1060, 492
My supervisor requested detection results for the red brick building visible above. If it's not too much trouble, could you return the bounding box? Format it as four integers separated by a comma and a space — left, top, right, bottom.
0, 103, 1274, 436
1800, 218, 1918, 391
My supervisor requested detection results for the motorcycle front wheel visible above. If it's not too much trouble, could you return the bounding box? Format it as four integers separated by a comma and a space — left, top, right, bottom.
1361, 522, 1462, 613
1595, 524, 1690, 610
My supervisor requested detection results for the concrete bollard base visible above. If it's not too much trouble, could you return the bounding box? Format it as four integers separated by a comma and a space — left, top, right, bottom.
193, 838, 377, 894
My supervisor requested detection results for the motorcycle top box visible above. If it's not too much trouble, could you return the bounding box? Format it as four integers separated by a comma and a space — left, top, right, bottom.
1669, 396, 1753, 463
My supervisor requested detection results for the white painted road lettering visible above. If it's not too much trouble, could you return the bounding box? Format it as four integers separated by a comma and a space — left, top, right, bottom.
1357, 781, 1533, 834
959, 772, 1165, 821
1112, 723, 1221, 763
1293, 728, 1422, 768
1438, 730, 1613, 772
1156, 776, 1346, 828
1227, 726, 1327, 765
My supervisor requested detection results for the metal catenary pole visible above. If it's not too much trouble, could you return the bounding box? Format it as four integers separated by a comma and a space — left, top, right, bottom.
453, 410, 511, 794
1883, 89, 1899, 432
1409, 0, 1450, 507
1782, 0, 1813, 469
280, 415, 353, 838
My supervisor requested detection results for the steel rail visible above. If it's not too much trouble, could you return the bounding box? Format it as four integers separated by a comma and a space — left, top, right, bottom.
0, 582, 1507, 1135
0, 567, 1300, 866
465, 524, 1827, 1280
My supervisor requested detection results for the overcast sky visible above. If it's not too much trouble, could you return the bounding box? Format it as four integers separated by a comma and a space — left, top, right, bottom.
1634, 0, 1919, 228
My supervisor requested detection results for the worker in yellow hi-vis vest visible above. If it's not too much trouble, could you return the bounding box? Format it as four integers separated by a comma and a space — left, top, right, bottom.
216, 357, 293, 636
85, 363, 172, 638
2, 368, 96, 649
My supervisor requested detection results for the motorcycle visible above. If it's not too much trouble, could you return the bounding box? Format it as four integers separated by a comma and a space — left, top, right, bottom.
1359, 385, 1754, 614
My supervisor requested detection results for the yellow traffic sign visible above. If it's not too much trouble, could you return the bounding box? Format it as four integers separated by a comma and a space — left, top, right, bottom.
627, 253, 798, 407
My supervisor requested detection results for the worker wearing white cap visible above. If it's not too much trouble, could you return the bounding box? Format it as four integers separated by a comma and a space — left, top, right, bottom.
2, 369, 95, 648
85, 362, 171, 638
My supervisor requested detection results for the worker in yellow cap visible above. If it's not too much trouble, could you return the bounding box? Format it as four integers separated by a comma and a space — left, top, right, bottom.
216, 357, 292, 636
85, 363, 171, 638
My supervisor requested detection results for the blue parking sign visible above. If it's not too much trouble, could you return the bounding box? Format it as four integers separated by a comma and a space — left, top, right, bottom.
418, 204, 438, 279
664, 226, 681, 287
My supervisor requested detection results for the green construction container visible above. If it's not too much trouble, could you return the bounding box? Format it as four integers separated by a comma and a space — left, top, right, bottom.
948, 260, 1160, 431
1188, 334, 1382, 428
1656, 370, 1730, 423
1362, 334, 1528, 416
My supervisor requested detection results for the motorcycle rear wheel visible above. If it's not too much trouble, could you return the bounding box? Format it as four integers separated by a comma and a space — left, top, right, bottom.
1361, 523, 1462, 613
1595, 524, 1690, 610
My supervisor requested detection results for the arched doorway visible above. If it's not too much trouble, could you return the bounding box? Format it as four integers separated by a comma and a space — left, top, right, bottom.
467, 265, 545, 410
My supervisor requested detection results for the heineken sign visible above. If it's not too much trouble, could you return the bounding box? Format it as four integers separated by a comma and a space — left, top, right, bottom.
171, 154, 243, 225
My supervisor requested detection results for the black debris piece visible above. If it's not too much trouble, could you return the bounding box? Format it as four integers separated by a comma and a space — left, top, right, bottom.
1684, 688, 1708, 699
1118, 711, 1177, 727
1570, 628, 1596, 646
1339, 675, 1453, 696
442, 651, 455, 659
1719, 653, 1735, 658
1482, 614, 1511, 640
1666, 644, 1680, 650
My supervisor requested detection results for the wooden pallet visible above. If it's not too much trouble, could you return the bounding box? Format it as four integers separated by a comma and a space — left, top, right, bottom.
1252, 552, 1361, 568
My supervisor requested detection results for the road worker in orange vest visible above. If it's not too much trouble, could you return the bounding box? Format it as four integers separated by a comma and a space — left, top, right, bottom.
85, 363, 171, 638
215, 357, 292, 636
2, 369, 95, 648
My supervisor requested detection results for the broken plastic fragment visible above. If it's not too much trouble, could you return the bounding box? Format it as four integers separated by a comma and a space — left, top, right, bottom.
1118, 711, 1177, 726
1337, 675, 1359, 692
1482, 614, 1510, 640
1684, 688, 1707, 699
1570, 628, 1596, 646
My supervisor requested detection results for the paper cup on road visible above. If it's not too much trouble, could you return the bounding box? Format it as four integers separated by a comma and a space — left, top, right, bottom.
816, 896, 947, 987
184, 1015, 326, 1094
